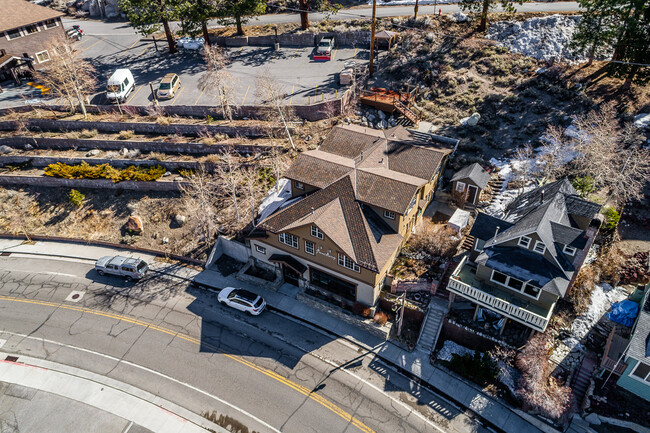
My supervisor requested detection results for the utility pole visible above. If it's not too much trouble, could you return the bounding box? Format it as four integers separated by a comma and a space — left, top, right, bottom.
149, 81, 158, 106
414, 0, 419, 20
396, 291, 406, 337
369, 0, 377, 78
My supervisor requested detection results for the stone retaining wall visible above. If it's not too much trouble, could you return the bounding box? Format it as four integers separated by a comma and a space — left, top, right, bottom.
214, 30, 371, 48
0, 175, 188, 191
0, 155, 202, 171
0, 136, 274, 155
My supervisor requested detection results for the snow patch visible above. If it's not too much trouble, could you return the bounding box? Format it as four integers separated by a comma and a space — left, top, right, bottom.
436, 340, 474, 362
570, 283, 628, 341
634, 113, 650, 130
487, 15, 586, 62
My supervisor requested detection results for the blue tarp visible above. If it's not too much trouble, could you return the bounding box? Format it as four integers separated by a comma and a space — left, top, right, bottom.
606, 300, 639, 327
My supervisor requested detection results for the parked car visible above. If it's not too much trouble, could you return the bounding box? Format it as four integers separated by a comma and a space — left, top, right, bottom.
106, 69, 135, 103
95, 256, 148, 281
314, 36, 335, 60
72, 25, 83, 36
157, 73, 181, 99
66, 28, 82, 41
177, 37, 205, 51
218, 287, 266, 315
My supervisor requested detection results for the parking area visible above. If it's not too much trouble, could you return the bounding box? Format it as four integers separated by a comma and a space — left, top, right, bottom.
0, 19, 369, 109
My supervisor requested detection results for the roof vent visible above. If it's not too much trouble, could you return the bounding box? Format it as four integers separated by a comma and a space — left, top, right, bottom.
540, 190, 545, 204
494, 225, 500, 239
311, 207, 314, 215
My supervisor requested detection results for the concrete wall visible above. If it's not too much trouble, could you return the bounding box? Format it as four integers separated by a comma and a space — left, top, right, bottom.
0, 175, 187, 191
0, 136, 274, 156
0, 155, 202, 171
214, 30, 371, 48
209, 236, 251, 265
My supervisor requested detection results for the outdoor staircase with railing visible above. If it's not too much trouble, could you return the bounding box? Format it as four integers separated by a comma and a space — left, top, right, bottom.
571, 352, 598, 408
415, 297, 448, 355
460, 234, 476, 251
393, 98, 419, 126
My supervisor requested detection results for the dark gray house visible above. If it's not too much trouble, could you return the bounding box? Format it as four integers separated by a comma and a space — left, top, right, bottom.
450, 163, 491, 205
447, 179, 602, 334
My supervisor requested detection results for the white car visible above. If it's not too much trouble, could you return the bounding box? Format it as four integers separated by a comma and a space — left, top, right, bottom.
217, 287, 266, 316
178, 37, 205, 51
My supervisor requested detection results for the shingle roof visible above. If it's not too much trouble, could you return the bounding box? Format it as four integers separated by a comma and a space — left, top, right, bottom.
0, 0, 63, 33
319, 125, 384, 158
355, 170, 423, 215
470, 213, 513, 240
628, 289, 650, 360
451, 163, 491, 189
258, 176, 403, 272
550, 222, 588, 249
382, 140, 446, 180
283, 153, 351, 189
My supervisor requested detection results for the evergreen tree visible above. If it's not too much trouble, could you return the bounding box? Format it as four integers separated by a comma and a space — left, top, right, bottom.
119, 0, 181, 53
216, 0, 266, 36
608, 0, 650, 87
459, 0, 526, 32
179, 0, 217, 46
570, 0, 620, 65
298, 1, 340, 30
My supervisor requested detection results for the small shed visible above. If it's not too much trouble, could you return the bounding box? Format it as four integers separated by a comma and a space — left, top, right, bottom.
374, 30, 397, 50
448, 208, 470, 233
450, 163, 491, 205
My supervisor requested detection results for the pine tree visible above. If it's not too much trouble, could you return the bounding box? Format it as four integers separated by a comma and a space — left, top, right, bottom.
179, 0, 217, 46
459, 0, 526, 32
216, 0, 266, 36
570, 0, 620, 65
608, 0, 650, 87
119, 0, 181, 53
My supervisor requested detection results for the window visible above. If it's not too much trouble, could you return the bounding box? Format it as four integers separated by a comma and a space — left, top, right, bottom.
279, 233, 298, 249
305, 241, 315, 255
518, 236, 531, 248
533, 241, 546, 254
294, 181, 304, 190
631, 362, 650, 383
5, 28, 22, 40
456, 182, 466, 192
506, 277, 524, 291
338, 254, 360, 272
563, 245, 577, 256
35, 50, 50, 64
523, 283, 540, 298
24, 24, 39, 34
406, 194, 417, 214
311, 226, 323, 239
384, 210, 395, 220
255, 244, 266, 255
491, 270, 508, 285
44, 19, 58, 29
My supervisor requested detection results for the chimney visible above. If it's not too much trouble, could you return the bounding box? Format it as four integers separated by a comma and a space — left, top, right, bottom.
540, 190, 545, 204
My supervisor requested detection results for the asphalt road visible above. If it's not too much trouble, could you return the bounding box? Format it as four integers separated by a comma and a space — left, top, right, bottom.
0, 256, 488, 433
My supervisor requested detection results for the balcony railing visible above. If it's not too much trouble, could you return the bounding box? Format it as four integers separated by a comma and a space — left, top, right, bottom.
447, 256, 553, 332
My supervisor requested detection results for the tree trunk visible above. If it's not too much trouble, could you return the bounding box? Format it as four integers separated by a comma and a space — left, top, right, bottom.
202, 21, 211, 46
587, 43, 595, 66
235, 14, 244, 36
162, 18, 177, 53
622, 66, 636, 90
74, 85, 88, 119
299, 0, 310, 30
479, 0, 490, 32
414, 0, 419, 20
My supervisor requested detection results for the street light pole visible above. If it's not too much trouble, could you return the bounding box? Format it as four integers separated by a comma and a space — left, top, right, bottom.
369, 0, 377, 78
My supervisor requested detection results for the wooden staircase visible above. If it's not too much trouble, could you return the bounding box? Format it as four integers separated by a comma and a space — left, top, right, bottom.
571, 352, 598, 408
460, 235, 476, 251
393, 99, 418, 126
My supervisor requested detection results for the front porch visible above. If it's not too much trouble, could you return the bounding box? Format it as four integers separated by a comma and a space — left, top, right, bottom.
446, 256, 555, 333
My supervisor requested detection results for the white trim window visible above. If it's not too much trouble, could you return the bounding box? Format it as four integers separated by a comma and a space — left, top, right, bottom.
384, 210, 395, 220
5, 28, 22, 40
294, 181, 304, 190
490, 270, 541, 299
631, 361, 650, 384
305, 240, 315, 255
533, 241, 546, 254
255, 244, 266, 255
24, 24, 40, 34
310, 226, 323, 239
35, 50, 50, 64
455, 181, 466, 192
279, 232, 299, 249
563, 245, 577, 256
44, 19, 58, 29
518, 236, 531, 248
338, 254, 360, 273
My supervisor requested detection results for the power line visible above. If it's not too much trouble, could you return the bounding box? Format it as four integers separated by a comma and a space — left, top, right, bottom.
264, 3, 650, 68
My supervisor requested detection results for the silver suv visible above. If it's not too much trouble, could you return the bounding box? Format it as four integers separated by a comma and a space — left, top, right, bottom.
95, 256, 148, 281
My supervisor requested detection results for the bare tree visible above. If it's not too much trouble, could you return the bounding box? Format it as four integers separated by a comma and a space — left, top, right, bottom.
199, 46, 238, 121
179, 164, 220, 246
537, 125, 571, 182
240, 165, 259, 228
267, 146, 288, 192
214, 148, 242, 224
35, 36, 97, 118
254, 69, 295, 150
512, 143, 535, 195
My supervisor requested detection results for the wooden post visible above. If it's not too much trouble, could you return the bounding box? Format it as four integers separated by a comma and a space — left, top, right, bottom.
472, 304, 479, 321
499, 319, 507, 335
369, 0, 377, 78
397, 291, 406, 336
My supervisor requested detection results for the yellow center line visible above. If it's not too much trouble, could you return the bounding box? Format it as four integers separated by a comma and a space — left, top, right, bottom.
332, 49, 338, 61
127, 85, 143, 104
294, 48, 299, 58
0, 295, 375, 432
79, 37, 105, 52
354, 47, 358, 58
241, 85, 250, 105
289, 84, 295, 105
194, 87, 206, 106
137, 46, 149, 57
128, 39, 141, 50
170, 86, 184, 105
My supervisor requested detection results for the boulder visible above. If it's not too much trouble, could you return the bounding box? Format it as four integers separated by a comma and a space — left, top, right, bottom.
24, 144, 33, 151
120, 148, 128, 156
86, 149, 100, 157
378, 110, 386, 120
0, 145, 12, 154
461, 113, 481, 126
450, 12, 469, 23
174, 214, 186, 227
125, 216, 143, 235
162, 237, 169, 244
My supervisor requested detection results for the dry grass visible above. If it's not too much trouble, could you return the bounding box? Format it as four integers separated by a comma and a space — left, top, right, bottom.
117, 130, 134, 140
567, 265, 599, 316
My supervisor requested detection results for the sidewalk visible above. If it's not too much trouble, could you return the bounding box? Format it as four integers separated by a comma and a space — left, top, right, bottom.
0, 238, 555, 433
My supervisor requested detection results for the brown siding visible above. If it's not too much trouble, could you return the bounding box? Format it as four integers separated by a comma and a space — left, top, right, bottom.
1, 18, 65, 69
289, 180, 319, 198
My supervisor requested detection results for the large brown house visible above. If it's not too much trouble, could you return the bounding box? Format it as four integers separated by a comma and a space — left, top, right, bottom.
250, 124, 454, 306
0, 0, 64, 84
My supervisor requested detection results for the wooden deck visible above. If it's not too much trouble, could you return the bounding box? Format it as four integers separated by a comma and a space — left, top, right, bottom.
359, 87, 419, 125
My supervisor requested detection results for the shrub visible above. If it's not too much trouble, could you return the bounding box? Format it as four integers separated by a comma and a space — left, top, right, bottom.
373, 311, 388, 326
448, 351, 499, 386
206, 115, 214, 124
78, 129, 98, 138
571, 176, 595, 198
117, 130, 134, 140
68, 189, 85, 207
44, 162, 166, 183
602, 206, 620, 231
408, 224, 461, 259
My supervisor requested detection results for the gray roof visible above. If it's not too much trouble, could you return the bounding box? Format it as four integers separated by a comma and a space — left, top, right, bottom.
477, 179, 599, 297
628, 288, 650, 361
470, 213, 513, 240
451, 163, 491, 189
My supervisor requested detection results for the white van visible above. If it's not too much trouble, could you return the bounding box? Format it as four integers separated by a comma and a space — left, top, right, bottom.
106, 69, 135, 103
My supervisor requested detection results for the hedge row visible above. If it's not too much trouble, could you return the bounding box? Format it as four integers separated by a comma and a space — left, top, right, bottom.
44, 162, 166, 182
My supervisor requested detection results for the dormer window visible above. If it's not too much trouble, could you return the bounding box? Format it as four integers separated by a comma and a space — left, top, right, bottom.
518, 236, 531, 248
384, 210, 395, 220
533, 241, 546, 254
311, 226, 323, 239
294, 181, 304, 190
563, 245, 577, 256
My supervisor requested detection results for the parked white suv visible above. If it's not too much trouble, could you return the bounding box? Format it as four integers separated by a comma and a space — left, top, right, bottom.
95, 256, 148, 281
218, 287, 266, 315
